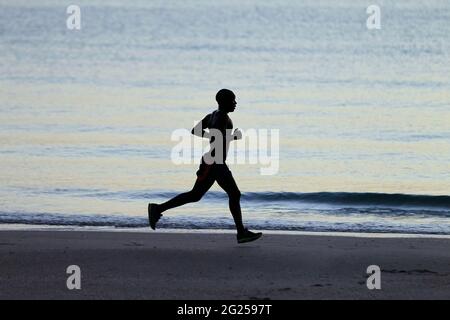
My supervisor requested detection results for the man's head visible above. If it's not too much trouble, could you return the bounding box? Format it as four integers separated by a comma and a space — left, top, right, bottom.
216, 89, 237, 112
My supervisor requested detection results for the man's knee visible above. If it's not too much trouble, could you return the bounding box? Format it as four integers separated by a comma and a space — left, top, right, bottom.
190, 190, 205, 202
228, 189, 241, 200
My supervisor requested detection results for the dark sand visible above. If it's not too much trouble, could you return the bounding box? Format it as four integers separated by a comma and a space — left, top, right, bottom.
0, 230, 449, 299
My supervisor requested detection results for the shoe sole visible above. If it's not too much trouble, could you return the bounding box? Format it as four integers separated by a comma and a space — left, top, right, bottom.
238, 233, 262, 244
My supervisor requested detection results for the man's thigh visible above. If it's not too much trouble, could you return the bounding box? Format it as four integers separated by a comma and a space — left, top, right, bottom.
215, 165, 240, 195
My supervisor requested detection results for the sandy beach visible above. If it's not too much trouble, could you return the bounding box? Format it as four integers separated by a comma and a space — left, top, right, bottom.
0, 230, 449, 300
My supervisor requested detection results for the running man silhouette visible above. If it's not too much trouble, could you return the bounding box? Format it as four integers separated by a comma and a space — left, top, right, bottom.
148, 89, 262, 243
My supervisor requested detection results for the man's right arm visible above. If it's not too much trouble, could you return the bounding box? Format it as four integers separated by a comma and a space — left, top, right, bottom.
191, 114, 211, 138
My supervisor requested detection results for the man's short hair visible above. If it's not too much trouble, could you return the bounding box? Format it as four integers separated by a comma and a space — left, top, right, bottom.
216, 89, 235, 106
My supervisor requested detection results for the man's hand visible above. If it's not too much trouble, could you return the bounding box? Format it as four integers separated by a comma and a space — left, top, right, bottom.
232, 128, 242, 140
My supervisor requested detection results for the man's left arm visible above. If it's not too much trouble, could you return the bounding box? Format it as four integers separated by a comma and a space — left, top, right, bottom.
231, 128, 242, 140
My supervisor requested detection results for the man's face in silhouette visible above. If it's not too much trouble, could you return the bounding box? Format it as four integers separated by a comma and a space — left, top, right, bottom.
221, 94, 237, 113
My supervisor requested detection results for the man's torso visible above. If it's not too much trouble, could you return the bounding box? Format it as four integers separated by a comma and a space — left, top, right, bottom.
203, 110, 233, 164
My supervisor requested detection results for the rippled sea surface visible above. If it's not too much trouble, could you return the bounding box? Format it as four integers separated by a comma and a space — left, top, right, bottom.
1, 0, 449, 234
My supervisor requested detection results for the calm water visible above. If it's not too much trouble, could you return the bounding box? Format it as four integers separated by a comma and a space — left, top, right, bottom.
1, 0, 449, 234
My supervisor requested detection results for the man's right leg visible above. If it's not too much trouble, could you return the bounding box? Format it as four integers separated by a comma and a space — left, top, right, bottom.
148, 176, 214, 229
158, 175, 214, 213
148, 163, 215, 230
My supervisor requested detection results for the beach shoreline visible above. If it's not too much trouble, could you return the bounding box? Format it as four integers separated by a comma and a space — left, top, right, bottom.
1, 229, 449, 299
2, 224, 450, 239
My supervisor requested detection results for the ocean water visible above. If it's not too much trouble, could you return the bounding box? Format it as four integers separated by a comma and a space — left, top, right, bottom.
0, 0, 449, 234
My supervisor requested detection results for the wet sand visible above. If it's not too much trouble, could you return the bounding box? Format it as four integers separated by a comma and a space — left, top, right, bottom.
0, 230, 449, 299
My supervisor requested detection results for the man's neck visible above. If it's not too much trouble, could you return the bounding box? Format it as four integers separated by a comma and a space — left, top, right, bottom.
217, 107, 229, 114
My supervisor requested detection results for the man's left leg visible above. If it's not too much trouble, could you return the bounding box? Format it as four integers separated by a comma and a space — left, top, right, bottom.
215, 166, 245, 234
216, 167, 262, 243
